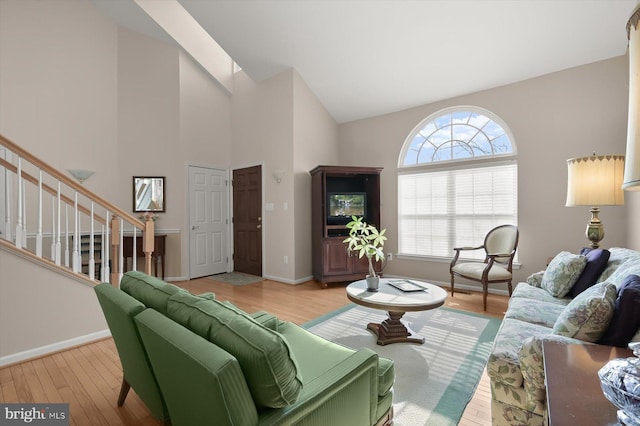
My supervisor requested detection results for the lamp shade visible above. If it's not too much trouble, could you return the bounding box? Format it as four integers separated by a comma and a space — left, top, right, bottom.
566, 155, 625, 207
625, 5, 640, 190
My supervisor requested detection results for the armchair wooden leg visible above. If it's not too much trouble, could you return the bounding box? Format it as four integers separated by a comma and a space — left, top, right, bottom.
450, 276, 455, 296
483, 284, 488, 311
508, 280, 513, 296
117, 378, 131, 406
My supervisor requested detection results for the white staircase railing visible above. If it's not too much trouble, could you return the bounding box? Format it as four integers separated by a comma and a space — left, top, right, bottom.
0, 134, 155, 285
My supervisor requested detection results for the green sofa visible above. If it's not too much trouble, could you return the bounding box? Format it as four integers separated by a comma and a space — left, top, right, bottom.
95, 271, 394, 426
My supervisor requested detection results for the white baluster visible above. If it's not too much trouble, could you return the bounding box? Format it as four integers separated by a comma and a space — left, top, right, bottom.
36, 170, 43, 257
51, 195, 56, 261
89, 202, 95, 280
132, 226, 137, 272
21, 179, 26, 248
72, 192, 79, 273
3, 163, 11, 242
100, 223, 106, 282
103, 211, 110, 283
64, 204, 69, 267
15, 157, 23, 248
119, 218, 124, 282
55, 182, 61, 265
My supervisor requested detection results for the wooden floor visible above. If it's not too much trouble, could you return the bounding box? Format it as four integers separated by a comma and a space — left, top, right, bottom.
0, 278, 508, 425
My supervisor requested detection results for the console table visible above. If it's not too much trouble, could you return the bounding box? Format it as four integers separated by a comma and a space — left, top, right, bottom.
543, 341, 633, 426
122, 234, 166, 279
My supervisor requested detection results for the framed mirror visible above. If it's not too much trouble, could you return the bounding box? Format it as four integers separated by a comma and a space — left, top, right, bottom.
133, 176, 165, 212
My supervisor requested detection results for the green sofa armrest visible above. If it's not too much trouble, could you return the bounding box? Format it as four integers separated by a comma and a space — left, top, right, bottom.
258, 348, 385, 426
94, 283, 169, 421
134, 308, 259, 426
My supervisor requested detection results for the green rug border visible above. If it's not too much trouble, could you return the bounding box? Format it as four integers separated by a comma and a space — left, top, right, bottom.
302, 304, 502, 425
302, 303, 356, 329
432, 308, 501, 425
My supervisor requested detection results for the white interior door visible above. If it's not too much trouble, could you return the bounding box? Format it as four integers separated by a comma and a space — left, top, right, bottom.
189, 166, 229, 278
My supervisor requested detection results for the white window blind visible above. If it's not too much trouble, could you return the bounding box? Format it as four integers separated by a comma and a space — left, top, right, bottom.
398, 163, 518, 260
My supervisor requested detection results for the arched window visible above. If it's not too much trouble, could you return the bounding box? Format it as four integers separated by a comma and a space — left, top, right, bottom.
398, 106, 518, 260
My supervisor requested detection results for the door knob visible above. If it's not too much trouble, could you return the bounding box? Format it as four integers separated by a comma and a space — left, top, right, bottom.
257, 224, 262, 229
191, 225, 199, 230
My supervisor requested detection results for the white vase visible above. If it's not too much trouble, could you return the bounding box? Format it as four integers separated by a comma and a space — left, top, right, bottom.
366, 275, 380, 292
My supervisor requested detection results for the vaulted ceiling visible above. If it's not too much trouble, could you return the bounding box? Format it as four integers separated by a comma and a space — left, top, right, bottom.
93, 0, 637, 123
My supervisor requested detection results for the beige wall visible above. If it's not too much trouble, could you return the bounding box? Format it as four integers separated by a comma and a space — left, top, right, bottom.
0, 0, 118, 363
339, 56, 635, 289
231, 70, 295, 281
230, 69, 339, 283
0, 248, 108, 363
292, 72, 339, 280
0, 0, 119, 202
117, 28, 232, 278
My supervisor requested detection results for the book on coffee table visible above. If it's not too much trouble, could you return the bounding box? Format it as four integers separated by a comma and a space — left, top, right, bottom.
387, 279, 427, 292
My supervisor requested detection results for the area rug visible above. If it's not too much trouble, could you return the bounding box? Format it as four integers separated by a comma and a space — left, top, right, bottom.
304, 305, 500, 426
204, 272, 263, 286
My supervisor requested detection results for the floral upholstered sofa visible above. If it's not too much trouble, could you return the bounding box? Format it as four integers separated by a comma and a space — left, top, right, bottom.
488, 247, 640, 426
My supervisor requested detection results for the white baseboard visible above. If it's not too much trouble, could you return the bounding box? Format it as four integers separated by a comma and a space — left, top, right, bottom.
262, 274, 313, 285
0, 329, 112, 367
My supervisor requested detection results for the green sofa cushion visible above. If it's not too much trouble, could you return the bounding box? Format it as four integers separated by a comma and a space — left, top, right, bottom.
166, 292, 302, 408
221, 300, 279, 331
120, 271, 184, 315
278, 321, 394, 398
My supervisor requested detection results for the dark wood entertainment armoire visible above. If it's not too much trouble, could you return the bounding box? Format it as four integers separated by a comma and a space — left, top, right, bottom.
310, 165, 382, 287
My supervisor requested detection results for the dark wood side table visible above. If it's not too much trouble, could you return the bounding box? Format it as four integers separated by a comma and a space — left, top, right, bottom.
543, 341, 633, 426
122, 234, 167, 279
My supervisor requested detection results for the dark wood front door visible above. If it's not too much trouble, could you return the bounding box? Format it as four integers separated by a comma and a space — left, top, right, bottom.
232, 165, 262, 276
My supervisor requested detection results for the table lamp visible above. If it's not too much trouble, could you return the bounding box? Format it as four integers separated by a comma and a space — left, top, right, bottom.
565, 154, 624, 249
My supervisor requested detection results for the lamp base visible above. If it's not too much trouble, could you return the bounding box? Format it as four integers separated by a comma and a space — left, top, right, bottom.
585, 207, 604, 249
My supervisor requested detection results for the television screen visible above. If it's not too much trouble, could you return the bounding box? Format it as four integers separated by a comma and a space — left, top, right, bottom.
327, 192, 366, 224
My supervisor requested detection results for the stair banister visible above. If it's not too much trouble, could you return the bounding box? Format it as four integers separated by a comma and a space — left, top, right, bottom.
0, 133, 156, 285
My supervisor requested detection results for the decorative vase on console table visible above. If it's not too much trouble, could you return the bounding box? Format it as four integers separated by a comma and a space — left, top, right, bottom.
599, 342, 640, 426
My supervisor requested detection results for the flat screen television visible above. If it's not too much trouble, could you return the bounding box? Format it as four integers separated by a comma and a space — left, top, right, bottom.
327, 192, 367, 225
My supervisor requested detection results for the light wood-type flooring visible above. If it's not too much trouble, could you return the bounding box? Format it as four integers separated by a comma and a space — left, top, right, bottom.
0, 277, 509, 425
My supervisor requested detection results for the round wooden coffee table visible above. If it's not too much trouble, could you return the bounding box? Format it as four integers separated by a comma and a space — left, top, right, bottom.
346, 278, 447, 345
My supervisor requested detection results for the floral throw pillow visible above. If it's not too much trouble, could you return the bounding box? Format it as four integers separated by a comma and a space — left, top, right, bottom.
541, 251, 588, 297
526, 271, 545, 288
552, 281, 617, 342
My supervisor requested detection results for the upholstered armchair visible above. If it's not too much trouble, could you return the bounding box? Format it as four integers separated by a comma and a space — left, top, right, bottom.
450, 225, 519, 310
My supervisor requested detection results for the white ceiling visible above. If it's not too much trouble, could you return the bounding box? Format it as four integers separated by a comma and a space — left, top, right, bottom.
93, 0, 638, 123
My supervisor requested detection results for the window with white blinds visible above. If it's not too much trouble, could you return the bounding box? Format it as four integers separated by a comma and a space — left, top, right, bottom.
398, 107, 517, 260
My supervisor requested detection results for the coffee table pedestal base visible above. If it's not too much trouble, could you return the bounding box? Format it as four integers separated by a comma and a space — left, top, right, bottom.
366, 311, 425, 345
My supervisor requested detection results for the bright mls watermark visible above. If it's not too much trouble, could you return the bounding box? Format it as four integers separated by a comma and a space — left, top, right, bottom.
0, 404, 68, 425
